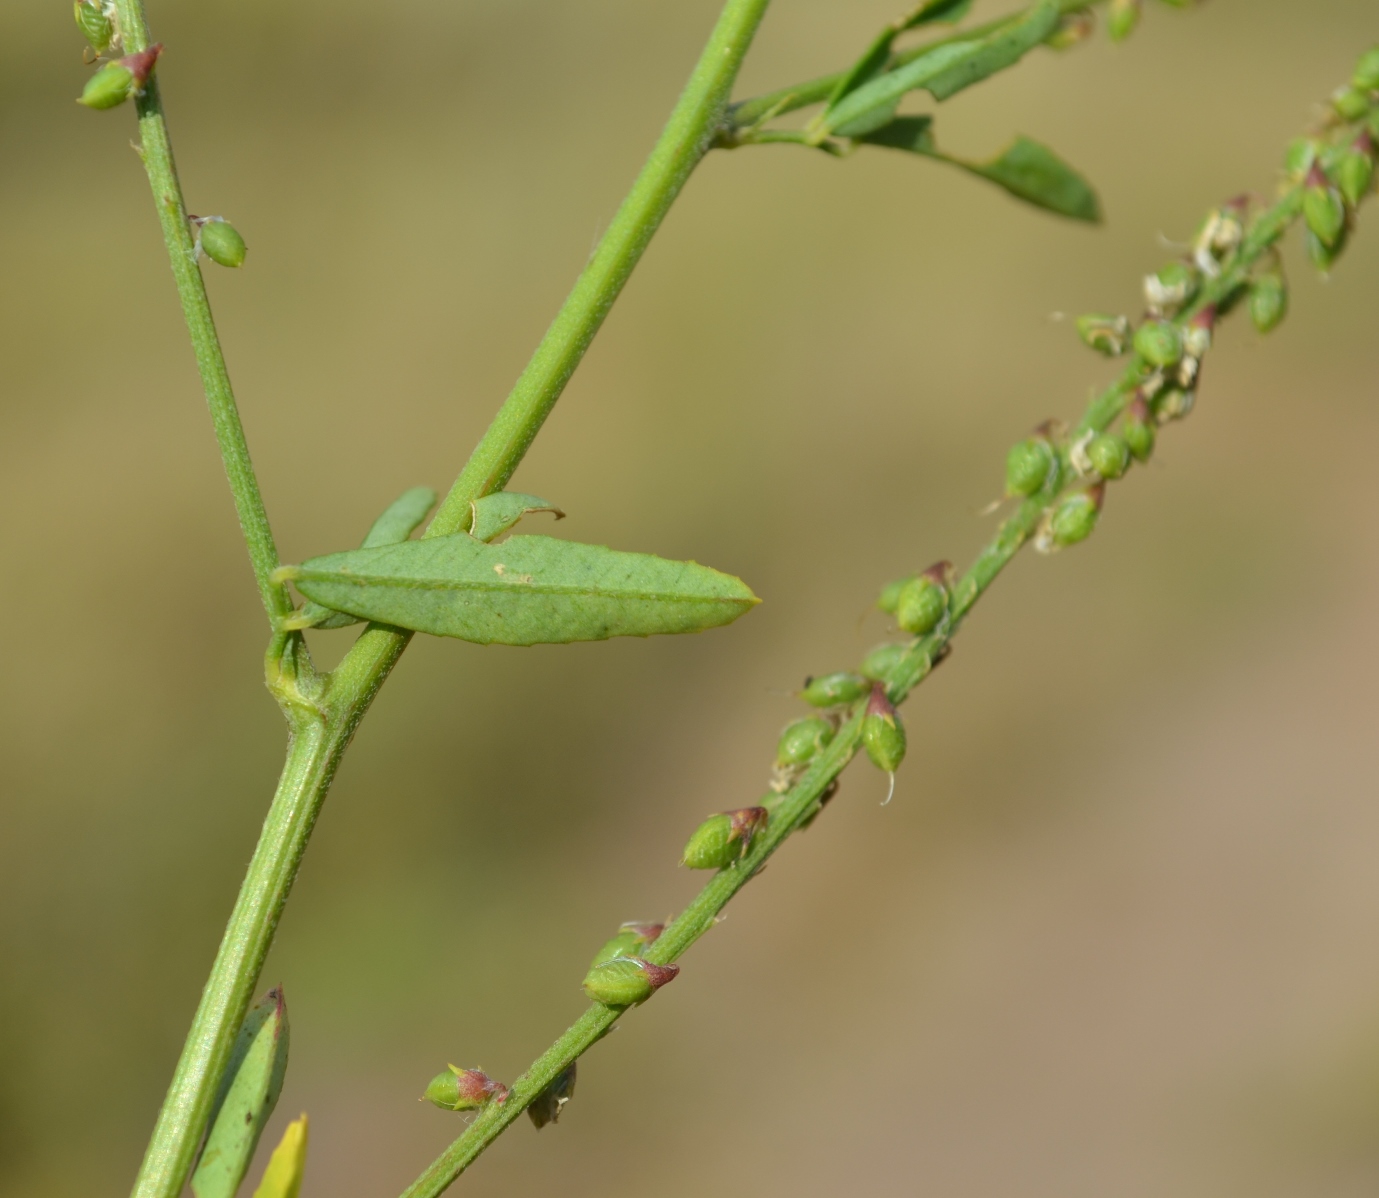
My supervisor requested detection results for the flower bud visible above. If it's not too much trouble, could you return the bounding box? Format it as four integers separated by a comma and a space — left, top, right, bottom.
876, 575, 915, 615
74, 1, 115, 56
196, 217, 248, 268
1143, 261, 1198, 314
1123, 396, 1156, 463
1107, 0, 1140, 42
862, 683, 906, 783
895, 562, 953, 636
775, 716, 834, 769
1154, 387, 1195, 422
1354, 46, 1379, 93
582, 956, 679, 1006
1087, 433, 1130, 480
1338, 132, 1375, 208
682, 806, 768, 870
589, 921, 664, 970
1304, 164, 1346, 248
425, 1066, 508, 1112
1333, 86, 1371, 123
1046, 12, 1094, 50
1182, 305, 1214, 358
78, 62, 133, 108
1075, 313, 1131, 356
1133, 319, 1183, 368
860, 642, 908, 681
528, 1063, 577, 1130
1006, 436, 1058, 497
802, 671, 870, 707
1047, 484, 1104, 549
1248, 266, 1288, 335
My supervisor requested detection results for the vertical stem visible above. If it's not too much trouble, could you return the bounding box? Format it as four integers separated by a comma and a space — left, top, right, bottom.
112, 0, 291, 623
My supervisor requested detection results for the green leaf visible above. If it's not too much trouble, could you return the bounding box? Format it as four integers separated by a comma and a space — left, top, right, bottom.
858, 121, 1101, 222
283, 534, 760, 646
192, 989, 290, 1198
822, 0, 1058, 135
899, 0, 973, 29
285, 486, 437, 631
824, 1, 973, 115
469, 491, 565, 543
252, 1115, 308, 1198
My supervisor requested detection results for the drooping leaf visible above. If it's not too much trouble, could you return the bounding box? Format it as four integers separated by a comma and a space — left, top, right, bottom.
283, 534, 760, 646
192, 989, 290, 1198
285, 486, 437, 631
858, 120, 1101, 222
252, 1115, 308, 1198
822, 0, 1058, 136
469, 491, 565, 544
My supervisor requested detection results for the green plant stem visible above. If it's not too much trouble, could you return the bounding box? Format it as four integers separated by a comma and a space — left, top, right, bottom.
111, 0, 291, 624
397, 162, 1339, 1198
125, 1, 773, 1195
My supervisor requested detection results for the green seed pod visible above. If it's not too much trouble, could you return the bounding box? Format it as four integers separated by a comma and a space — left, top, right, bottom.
1006, 436, 1058, 497
1305, 226, 1343, 272
1143, 261, 1198, 314
860, 642, 908, 681
1248, 267, 1288, 335
1075, 313, 1131, 356
1333, 86, 1371, 123
1087, 434, 1130, 480
588, 921, 664, 970
1284, 138, 1318, 182
198, 218, 248, 268
1123, 396, 1156, 463
681, 806, 768, 870
1338, 134, 1375, 208
776, 716, 834, 769
1132, 319, 1183, 368
582, 956, 679, 1006
894, 561, 953, 636
74, 1, 114, 55
1048, 484, 1104, 548
424, 1066, 508, 1112
861, 683, 906, 787
1107, 0, 1140, 42
528, 1063, 577, 1130
1354, 46, 1379, 93
802, 671, 870, 708
1303, 164, 1346, 248
876, 575, 916, 615
78, 61, 133, 108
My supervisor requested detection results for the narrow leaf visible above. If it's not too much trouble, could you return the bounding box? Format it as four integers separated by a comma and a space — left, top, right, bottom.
899, 0, 973, 29
192, 989, 290, 1198
284, 534, 760, 646
469, 491, 565, 544
286, 486, 437, 631
252, 1115, 308, 1198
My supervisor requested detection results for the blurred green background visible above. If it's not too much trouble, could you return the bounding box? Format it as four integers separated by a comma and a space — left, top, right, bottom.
4, 1, 1379, 1194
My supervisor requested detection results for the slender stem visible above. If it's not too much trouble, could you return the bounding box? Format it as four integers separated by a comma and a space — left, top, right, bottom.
125, 1, 773, 1195
111, 0, 291, 623
398, 163, 1340, 1198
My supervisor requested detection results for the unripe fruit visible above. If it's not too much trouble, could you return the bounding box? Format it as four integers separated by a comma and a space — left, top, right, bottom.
1332, 86, 1371, 123
425, 1066, 508, 1112
199, 218, 248, 268
1006, 437, 1057, 497
876, 575, 915, 614
74, 1, 114, 55
860, 642, 908, 681
895, 564, 952, 637
1338, 134, 1375, 208
1107, 0, 1140, 42
1303, 164, 1346, 248
862, 683, 906, 784
776, 716, 833, 768
1305, 226, 1342, 273
79, 62, 133, 108
589, 921, 664, 970
583, 956, 679, 1006
682, 806, 768, 870
1087, 434, 1130, 480
1143, 261, 1198, 313
1354, 46, 1379, 93
1284, 138, 1318, 182
1123, 397, 1156, 463
802, 671, 870, 707
1248, 269, 1288, 335
1133, 319, 1183, 368
1048, 484, 1104, 548
1155, 387, 1195, 422
1075, 313, 1131, 356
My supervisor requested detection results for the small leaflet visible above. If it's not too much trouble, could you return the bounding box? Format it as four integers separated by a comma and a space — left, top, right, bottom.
469, 491, 565, 544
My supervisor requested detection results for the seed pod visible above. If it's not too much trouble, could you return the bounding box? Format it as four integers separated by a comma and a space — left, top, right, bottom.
1075, 313, 1131, 356
1182, 306, 1215, 359
895, 562, 953, 636
74, 1, 115, 55
776, 716, 834, 769
1005, 436, 1057, 497
1123, 396, 1156, 463
1048, 484, 1104, 548
588, 921, 664, 970
860, 642, 908, 681
1333, 86, 1371, 123
1107, 0, 1140, 42
528, 1063, 577, 1130
1338, 133, 1375, 207
1284, 138, 1318, 182
197, 218, 248, 268
1305, 226, 1343, 273
1248, 266, 1288, 335
682, 806, 768, 870
1143, 261, 1198, 314
861, 683, 906, 785
1087, 434, 1130, 480
1133, 319, 1183, 368
1303, 164, 1346, 248
802, 671, 870, 707
79, 61, 133, 108
876, 575, 915, 615
583, 956, 679, 1006
424, 1066, 508, 1112
1354, 46, 1379, 93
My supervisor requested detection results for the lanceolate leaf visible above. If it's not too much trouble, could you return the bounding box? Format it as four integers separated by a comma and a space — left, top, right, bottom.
192, 989, 290, 1198
469, 491, 565, 544
859, 119, 1101, 223
899, 0, 973, 29
824, 0, 975, 115
283, 534, 760, 646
